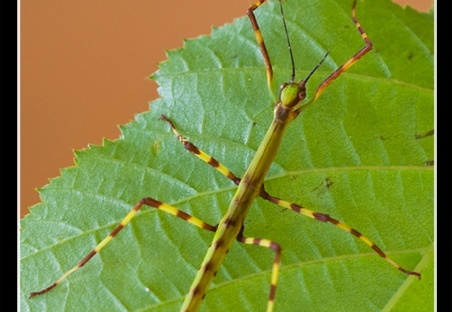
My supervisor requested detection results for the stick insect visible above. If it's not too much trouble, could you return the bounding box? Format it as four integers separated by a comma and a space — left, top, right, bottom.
29, 0, 422, 311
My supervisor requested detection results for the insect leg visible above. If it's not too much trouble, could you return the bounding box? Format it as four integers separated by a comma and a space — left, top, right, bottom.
310, 0, 373, 104
159, 115, 242, 185
259, 189, 421, 278
237, 229, 281, 312
30, 197, 217, 298
247, 0, 275, 87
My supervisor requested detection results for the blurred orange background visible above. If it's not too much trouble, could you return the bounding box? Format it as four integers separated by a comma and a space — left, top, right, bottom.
20, 0, 433, 218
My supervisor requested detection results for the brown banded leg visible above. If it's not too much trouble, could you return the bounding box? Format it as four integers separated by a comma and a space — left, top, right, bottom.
247, 0, 274, 87
259, 189, 421, 278
237, 229, 281, 312
29, 197, 217, 298
159, 115, 242, 186
308, 0, 373, 106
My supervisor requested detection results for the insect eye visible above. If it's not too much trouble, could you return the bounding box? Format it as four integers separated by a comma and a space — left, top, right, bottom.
298, 88, 306, 100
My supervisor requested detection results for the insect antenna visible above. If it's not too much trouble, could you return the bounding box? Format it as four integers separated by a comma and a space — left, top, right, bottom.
278, 1, 296, 83
303, 50, 329, 84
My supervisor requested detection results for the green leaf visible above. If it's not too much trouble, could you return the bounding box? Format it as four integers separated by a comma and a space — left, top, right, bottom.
20, 0, 433, 311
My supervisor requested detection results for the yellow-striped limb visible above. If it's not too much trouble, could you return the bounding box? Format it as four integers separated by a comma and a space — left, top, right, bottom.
247, 0, 274, 87
259, 190, 421, 278
237, 229, 282, 312
29, 198, 217, 298
310, 0, 374, 104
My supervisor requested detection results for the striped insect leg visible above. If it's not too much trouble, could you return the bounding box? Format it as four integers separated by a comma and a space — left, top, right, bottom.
312, 0, 373, 102
247, 0, 274, 87
29, 197, 217, 298
259, 189, 421, 278
237, 230, 282, 312
159, 115, 241, 186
